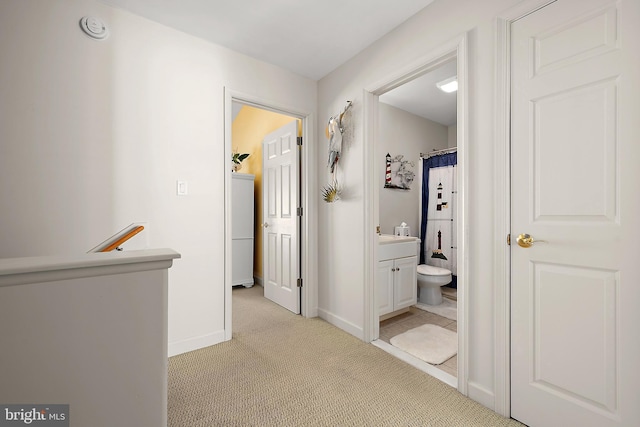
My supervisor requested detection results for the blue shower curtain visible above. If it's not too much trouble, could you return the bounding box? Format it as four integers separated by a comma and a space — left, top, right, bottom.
420, 153, 457, 276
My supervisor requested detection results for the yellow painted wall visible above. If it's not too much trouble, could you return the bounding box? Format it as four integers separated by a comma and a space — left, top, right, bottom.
232, 105, 300, 282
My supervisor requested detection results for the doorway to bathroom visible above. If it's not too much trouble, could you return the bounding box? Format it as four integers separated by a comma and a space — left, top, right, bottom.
363, 35, 468, 390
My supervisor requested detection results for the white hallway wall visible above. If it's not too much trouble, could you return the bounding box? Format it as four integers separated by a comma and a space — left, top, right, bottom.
317, 0, 520, 409
0, 0, 317, 356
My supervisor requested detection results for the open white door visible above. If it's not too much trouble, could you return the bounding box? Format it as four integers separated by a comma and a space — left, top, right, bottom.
510, 0, 640, 426
262, 119, 300, 314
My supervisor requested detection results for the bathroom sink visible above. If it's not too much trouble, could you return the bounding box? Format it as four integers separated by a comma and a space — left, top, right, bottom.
378, 234, 418, 244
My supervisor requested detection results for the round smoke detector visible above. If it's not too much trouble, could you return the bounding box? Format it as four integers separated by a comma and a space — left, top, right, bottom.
80, 16, 109, 40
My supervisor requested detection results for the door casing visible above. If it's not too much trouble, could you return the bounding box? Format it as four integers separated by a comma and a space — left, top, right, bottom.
493, 0, 559, 417
223, 88, 317, 341
363, 33, 469, 395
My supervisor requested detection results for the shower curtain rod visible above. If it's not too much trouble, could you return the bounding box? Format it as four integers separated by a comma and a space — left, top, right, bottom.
420, 146, 457, 159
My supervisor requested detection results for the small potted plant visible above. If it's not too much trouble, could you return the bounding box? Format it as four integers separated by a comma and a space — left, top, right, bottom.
232, 151, 250, 172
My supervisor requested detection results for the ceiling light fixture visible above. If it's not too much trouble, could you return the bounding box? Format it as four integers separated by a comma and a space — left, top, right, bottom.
436, 76, 458, 93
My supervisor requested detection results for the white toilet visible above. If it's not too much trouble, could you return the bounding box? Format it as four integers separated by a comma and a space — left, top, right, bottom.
415, 238, 452, 305
416, 264, 452, 305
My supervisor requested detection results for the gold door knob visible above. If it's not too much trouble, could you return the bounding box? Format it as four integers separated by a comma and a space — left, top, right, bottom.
516, 233, 546, 248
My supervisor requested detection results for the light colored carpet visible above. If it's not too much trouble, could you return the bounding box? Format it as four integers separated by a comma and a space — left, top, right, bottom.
390, 324, 457, 365
168, 286, 523, 427
415, 297, 457, 321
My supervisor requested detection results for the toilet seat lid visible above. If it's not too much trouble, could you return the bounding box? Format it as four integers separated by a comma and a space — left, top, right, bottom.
417, 264, 451, 276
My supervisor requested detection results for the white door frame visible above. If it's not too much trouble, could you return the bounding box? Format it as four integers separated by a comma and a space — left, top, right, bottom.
223, 87, 317, 340
493, 0, 557, 417
363, 33, 469, 394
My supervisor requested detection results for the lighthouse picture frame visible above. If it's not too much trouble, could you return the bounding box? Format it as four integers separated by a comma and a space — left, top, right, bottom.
384, 152, 415, 190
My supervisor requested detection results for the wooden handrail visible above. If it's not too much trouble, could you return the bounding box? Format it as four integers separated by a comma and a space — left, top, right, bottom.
99, 225, 145, 252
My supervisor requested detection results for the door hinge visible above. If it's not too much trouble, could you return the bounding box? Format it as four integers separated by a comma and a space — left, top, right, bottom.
507, 233, 511, 246
297, 278, 303, 288
297, 207, 303, 216
297, 136, 303, 146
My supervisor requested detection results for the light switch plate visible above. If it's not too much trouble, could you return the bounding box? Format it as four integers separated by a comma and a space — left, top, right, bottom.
177, 181, 188, 196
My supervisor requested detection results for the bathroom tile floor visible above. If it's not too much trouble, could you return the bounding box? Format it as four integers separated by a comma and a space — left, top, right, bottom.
379, 300, 458, 377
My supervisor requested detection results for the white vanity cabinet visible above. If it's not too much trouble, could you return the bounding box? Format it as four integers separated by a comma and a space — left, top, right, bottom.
378, 237, 418, 317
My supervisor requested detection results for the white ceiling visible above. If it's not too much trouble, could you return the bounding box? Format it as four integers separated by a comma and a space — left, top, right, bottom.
98, 0, 435, 81
98, 0, 454, 125
379, 59, 457, 126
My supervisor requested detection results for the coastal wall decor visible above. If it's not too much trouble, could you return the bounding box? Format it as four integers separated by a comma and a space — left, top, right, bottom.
323, 100, 353, 202
384, 153, 415, 190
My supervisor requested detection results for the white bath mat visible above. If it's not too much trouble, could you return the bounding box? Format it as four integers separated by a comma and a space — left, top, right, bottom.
415, 297, 457, 321
390, 324, 457, 365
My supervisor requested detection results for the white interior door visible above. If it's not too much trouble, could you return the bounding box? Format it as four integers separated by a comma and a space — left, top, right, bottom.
510, 1, 640, 426
262, 119, 300, 314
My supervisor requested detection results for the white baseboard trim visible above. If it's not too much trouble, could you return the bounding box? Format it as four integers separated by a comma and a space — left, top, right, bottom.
253, 275, 263, 287
468, 380, 496, 410
372, 339, 457, 388
168, 330, 226, 357
318, 308, 364, 340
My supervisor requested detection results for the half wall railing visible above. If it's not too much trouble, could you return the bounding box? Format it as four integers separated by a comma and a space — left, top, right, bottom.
87, 223, 145, 253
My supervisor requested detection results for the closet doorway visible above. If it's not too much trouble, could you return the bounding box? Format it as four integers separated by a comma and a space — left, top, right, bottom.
363, 35, 468, 391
